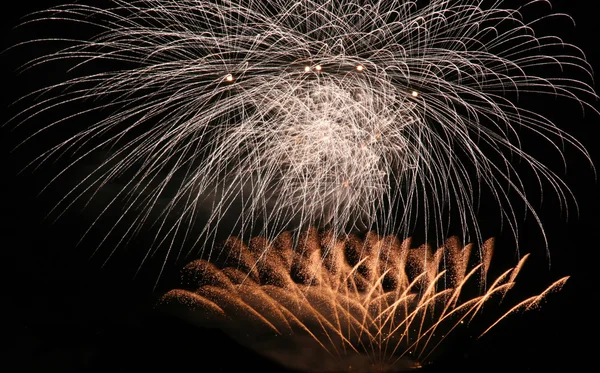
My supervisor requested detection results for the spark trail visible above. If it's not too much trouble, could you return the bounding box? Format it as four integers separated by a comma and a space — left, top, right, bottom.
9, 0, 596, 267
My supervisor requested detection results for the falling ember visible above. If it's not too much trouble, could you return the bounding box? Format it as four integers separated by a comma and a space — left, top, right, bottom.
225, 73, 234, 82
411, 91, 419, 97
160, 229, 565, 373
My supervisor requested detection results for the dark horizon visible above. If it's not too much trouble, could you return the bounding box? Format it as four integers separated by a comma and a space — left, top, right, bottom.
2, 1, 599, 372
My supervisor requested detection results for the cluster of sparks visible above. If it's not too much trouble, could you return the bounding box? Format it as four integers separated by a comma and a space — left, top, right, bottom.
161, 228, 568, 372
11, 0, 595, 267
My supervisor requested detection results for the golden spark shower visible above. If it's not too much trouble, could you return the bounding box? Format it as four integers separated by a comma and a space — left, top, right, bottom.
160, 229, 568, 372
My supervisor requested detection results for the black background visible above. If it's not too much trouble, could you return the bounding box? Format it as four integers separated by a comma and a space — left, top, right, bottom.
2, 1, 599, 372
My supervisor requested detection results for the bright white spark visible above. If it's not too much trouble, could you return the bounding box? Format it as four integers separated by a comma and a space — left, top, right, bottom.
10, 0, 596, 269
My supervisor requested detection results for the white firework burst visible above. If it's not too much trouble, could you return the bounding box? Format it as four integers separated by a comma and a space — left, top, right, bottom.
10, 0, 596, 269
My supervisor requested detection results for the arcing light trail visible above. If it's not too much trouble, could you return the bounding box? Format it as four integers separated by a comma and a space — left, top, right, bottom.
9, 0, 596, 270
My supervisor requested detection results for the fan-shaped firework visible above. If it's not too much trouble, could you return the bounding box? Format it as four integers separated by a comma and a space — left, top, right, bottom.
10, 0, 595, 264
160, 228, 568, 372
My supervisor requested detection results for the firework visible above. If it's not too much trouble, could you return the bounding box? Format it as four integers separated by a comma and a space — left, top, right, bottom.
160, 228, 567, 372
9, 0, 596, 265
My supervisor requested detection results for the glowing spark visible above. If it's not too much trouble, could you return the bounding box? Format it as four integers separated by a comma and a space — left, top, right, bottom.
356, 65, 364, 72
411, 91, 419, 98
225, 73, 233, 82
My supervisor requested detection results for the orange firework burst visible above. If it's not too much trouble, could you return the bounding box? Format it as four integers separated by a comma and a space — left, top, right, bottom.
160, 228, 567, 372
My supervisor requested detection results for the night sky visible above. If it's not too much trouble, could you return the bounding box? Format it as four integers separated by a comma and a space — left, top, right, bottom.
2, 1, 599, 372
